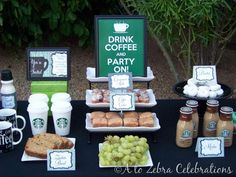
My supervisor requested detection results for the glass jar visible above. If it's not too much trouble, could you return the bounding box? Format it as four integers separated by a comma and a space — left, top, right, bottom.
176, 107, 193, 148
216, 106, 234, 147
203, 100, 220, 137
186, 100, 199, 138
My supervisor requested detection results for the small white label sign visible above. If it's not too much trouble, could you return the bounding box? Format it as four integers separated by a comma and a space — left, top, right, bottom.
110, 92, 135, 111
52, 53, 67, 76
47, 149, 75, 171
108, 72, 133, 91
195, 137, 224, 158
193, 65, 217, 84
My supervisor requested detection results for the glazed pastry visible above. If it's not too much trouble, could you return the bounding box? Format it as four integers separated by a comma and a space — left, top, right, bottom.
91, 89, 103, 103
138, 89, 149, 103
139, 112, 153, 119
139, 117, 154, 127
92, 118, 107, 127
90, 111, 105, 120
123, 112, 139, 119
108, 118, 123, 127
103, 90, 110, 103
123, 118, 139, 127
106, 112, 121, 119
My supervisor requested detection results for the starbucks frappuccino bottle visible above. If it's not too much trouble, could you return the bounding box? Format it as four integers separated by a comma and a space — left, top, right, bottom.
186, 100, 199, 138
217, 106, 234, 147
176, 107, 193, 148
203, 100, 219, 137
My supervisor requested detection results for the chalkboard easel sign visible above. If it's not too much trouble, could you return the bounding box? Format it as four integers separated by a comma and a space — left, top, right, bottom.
27, 48, 71, 81
95, 15, 147, 77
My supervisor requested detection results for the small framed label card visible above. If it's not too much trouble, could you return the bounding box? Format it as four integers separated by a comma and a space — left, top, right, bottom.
110, 92, 135, 111
195, 137, 224, 158
192, 65, 217, 85
27, 48, 71, 81
47, 149, 76, 171
108, 72, 133, 91
95, 15, 147, 77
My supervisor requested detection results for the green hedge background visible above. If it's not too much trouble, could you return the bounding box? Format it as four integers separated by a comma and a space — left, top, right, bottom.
0, 0, 121, 47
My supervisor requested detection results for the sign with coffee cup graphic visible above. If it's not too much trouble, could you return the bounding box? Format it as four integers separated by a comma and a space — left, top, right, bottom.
95, 16, 147, 77
27, 48, 71, 80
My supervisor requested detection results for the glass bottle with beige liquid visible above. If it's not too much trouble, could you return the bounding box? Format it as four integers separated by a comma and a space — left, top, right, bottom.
176, 107, 193, 148
217, 106, 234, 147
186, 100, 199, 138
203, 100, 220, 137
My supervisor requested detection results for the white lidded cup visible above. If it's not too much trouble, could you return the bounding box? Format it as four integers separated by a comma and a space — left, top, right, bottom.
51, 92, 71, 104
51, 101, 72, 136
27, 101, 49, 135
28, 93, 49, 104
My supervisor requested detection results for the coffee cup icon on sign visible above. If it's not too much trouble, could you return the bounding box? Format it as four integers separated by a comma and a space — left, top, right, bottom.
114, 22, 129, 33
30, 57, 49, 77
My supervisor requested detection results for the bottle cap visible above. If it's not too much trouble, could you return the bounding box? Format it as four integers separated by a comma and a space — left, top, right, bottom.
186, 100, 198, 107
206, 100, 219, 107
220, 106, 233, 115
1, 69, 13, 81
180, 107, 193, 114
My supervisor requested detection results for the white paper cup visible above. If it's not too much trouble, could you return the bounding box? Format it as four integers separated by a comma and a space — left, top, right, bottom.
51, 93, 71, 103
27, 101, 49, 135
28, 93, 49, 104
51, 101, 72, 136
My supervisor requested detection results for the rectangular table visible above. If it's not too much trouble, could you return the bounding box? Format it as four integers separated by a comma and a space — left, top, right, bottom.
0, 99, 235, 177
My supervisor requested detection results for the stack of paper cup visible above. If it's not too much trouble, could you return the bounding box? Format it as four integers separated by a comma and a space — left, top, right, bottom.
27, 101, 49, 135
28, 93, 49, 104
51, 93, 71, 103
51, 101, 72, 136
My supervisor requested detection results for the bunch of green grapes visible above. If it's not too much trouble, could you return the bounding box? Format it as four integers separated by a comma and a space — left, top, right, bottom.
99, 135, 149, 166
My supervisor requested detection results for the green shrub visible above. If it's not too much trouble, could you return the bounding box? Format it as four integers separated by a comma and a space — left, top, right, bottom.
0, 0, 119, 47
121, 0, 236, 80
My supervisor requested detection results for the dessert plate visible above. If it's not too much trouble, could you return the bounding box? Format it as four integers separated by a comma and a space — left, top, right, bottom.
86, 89, 157, 108
86, 113, 161, 132
86, 67, 155, 82
21, 138, 75, 162
173, 81, 232, 100
99, 143, 153, 168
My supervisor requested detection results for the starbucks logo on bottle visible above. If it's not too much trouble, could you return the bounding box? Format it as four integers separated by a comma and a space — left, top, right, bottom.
182, 130, 191, 138
56, 118, 68, 128
221, 130, 230, 137
33, 118, 44, 129
208, 121, 216, 130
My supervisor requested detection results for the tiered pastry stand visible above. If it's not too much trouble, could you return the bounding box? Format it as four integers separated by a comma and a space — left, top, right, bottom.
86, 66, 155, 89
85, 67, 160, 143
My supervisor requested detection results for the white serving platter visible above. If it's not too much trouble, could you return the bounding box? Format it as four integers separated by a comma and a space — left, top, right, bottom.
99, 143, 153, 168
85, 89, 157, 108
86, 113, 161, 132
21, 138, 75, 162
86, 67, 155, 82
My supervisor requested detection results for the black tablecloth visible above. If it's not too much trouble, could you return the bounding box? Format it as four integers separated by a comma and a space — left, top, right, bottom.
1, 100, 236, 177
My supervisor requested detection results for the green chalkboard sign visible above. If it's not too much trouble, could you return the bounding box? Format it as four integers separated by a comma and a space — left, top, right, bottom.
95, 16, 147, 77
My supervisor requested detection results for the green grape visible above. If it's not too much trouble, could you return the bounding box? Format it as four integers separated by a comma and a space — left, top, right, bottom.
100, 135, 149, 166
127, 142, 133, 148
131, 147, 136, 152
117, 152, 124, 158
130, 156, 137, 163
118, 146, 124, 153
121, 142, 128, 149
140, 137, 147, 143
120, 137, 125, 142
123, 149, 131, 155
135, 146, 142, 153
135, 152, 142, 159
